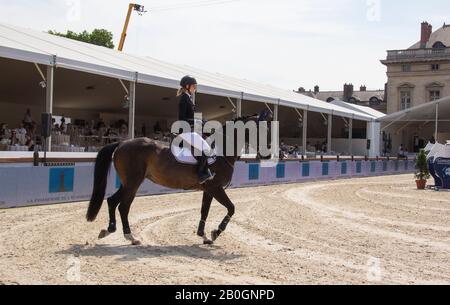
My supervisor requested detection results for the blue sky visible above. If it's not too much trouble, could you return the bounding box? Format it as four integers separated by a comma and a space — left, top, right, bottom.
0, 0, 449, 91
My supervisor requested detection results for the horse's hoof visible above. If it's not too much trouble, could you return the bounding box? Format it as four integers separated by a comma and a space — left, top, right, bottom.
211, 230, 220, 242
98, 230, 109, 239
132, 240, 142, 246
203, 239, 214, 245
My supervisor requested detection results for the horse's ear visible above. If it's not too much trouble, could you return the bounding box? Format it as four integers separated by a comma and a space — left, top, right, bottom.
258, 109, 272, 122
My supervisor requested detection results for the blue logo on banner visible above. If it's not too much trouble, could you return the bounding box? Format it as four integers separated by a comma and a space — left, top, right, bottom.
322, 162, 329, 176
49, 168, 74, 193
276, 163, 285, 179
341, 162, 347, 175
383, 162, 388, 172
371, 161, 377, 173
302, 163, 310, 177
249, 164, 260, 180
356, 161, 362, 174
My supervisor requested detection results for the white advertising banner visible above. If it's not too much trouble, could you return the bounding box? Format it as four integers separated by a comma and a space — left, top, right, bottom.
0, 160, 415, 209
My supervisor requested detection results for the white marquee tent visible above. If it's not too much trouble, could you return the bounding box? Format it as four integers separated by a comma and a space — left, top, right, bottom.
0, 22, 382, 156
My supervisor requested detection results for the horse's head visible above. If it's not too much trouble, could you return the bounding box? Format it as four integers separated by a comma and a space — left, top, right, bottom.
230, 109, 274, 160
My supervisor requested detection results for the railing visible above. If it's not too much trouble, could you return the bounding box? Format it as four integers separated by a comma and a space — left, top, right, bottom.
386, 47, 450, 61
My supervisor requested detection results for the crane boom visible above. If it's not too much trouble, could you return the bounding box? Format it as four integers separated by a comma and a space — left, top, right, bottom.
118, 3, 146, 52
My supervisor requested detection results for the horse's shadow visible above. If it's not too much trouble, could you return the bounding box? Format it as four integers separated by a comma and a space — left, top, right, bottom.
57, 243, 244, 263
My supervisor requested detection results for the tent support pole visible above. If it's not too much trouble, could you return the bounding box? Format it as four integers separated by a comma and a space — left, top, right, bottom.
435, 103, 439, 141
45, 65, 54, 152
327, 113, 333, 154
302, 109, 308, 155
348, 118, 353, 156
237, 97, 242, 118
128, 81, 136, 139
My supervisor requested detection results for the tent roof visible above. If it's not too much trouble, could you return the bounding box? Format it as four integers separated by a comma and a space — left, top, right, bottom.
330, 100, 386, 119
0, 22, 376, 121
378, 96, 450, 122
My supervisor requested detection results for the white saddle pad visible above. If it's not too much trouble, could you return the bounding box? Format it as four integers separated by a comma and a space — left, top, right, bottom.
171, 132, 217, 165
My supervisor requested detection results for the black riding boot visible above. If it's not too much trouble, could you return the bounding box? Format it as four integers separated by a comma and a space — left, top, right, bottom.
198, 153, 215, 184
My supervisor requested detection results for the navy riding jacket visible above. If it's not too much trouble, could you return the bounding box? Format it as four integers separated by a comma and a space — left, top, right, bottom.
178, 92, 195, 125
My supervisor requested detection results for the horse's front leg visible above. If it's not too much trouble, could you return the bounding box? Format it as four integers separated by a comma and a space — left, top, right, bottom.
198, 192, 214, 245
209, 187, 235, 242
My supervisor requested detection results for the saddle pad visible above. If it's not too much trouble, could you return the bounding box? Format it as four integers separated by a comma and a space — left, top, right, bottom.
171, 146, 217, 165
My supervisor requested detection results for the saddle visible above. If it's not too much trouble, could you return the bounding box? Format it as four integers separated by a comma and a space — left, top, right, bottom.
170, 132, 217, 165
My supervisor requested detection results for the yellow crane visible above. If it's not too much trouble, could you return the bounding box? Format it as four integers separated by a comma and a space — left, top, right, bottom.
118, 3, 147, 52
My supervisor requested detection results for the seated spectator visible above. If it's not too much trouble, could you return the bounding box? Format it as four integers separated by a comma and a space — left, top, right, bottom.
0, 123, 6, 139
119, 124, 128, 139
16, 122, 27, 136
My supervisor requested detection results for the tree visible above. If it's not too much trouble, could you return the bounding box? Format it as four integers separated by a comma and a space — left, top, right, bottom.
415, 149, 430, 181
48, 29, 115, 49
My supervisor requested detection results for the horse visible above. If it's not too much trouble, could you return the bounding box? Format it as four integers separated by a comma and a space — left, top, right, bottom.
86, 109, 272, 246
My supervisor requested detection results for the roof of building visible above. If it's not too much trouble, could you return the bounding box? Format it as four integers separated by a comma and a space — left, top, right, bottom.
0, 22, 377, 121
301, 90, 385, 102
409, 23, 450, 49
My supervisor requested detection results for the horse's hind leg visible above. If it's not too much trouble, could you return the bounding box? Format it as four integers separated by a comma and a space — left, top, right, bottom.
119, 185, 142, 246
209, 187, 235, 243
98, 187, 122, 239
198, 192, 214, 245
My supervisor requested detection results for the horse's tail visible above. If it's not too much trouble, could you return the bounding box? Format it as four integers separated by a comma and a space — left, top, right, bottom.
87, 142, 120, 222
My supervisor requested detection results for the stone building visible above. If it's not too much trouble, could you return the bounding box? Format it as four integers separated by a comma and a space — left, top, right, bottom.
381, 22, 450, 115
296, 84, 386, 114
380, 21, 450, 154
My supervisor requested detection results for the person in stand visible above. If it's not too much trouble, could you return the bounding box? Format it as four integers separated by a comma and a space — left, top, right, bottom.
23, 108, 32, 129
398, 144, 406, 159
178, 75, 215, 184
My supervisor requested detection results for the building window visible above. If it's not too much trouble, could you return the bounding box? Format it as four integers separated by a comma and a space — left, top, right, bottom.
326, 97, 335, 103
369, 97, 381, 106
433, 41, 446, 49
402, 64, 411, 72
430, 90, 440, 101
349, 97, 358, 104
400, 91, 411, 110
431, 64, 440, 71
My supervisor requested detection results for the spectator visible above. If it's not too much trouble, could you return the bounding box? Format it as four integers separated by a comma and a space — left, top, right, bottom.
398, 144, 406, 159
23, 108, 32, 129
16, 122, 27, 136
154, 121, 162, 134
0, 123, 6, 139
119, 124, 128, 139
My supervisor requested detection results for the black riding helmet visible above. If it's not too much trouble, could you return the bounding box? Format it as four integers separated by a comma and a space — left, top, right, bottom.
180, 75, 198, 89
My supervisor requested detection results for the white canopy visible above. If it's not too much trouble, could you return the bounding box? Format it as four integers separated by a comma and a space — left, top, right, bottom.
0, 22, 377, 121
378, 96, 450, 123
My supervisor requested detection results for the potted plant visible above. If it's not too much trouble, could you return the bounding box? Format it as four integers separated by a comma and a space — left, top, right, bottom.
415, 149, 430, 190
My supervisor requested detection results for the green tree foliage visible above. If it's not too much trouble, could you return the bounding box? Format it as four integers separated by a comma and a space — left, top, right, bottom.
415, 149, 430, 180
48, 29, 114, 49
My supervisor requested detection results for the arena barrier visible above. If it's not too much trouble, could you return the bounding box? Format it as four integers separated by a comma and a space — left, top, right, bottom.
0, 159, 415, 209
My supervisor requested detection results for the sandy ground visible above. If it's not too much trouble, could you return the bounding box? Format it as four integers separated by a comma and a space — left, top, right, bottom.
1, 174, 450, 285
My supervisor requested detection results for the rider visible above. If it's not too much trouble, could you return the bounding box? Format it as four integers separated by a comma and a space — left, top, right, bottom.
178, 75, 216, 184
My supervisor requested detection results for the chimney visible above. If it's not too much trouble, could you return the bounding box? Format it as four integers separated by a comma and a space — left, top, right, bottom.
314, 85, 320, 94
420, 22, 433, 48
360, 85, 367, 92
343, 83, 354, 102
384, 83, 388, 102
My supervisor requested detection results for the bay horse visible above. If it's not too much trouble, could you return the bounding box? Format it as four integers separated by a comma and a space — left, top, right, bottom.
86, 110, 272, 246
